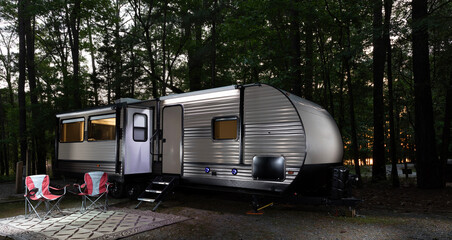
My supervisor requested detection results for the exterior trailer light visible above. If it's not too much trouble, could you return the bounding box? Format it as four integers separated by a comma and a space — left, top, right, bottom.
232, 168, 238, 175
205, 167, 210, 173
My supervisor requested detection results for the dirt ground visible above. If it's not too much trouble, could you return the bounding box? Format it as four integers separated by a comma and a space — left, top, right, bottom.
1, 181, 452, 240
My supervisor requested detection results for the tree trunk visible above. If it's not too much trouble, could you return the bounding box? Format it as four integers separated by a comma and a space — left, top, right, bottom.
114, 0, 122, 100
317, 31, 335, 118
87, 18, 99, 106
26, 11, 46, 174
412, 0, 443, 188
0, 92, 6, 175
384, 0, 399, 187
66, 0, 82, 109
345, 57, 363, 187
304, 17, 313, 100
188, 15, 202, 91
18, 0, 28, 165
162, 0, 168, 95
0, 32, 19, 166
210, 0, 218, 88
372, 0, 387, 182
289, 7, 301, 96
440, 73, 451, 175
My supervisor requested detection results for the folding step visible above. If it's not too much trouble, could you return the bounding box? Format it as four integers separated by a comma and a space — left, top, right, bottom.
146, 189, 162, 194
137, 198, 155, 203
135, 176, 178, 211
153, 181, 170, 185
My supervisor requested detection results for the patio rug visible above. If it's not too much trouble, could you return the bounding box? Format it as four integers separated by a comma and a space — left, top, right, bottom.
0, 207, 189, 240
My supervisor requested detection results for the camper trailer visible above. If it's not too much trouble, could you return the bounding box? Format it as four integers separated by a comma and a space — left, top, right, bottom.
55, 84, 346, 199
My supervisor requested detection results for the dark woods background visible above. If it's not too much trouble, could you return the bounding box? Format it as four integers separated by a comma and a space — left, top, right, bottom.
0, 0, 450, 188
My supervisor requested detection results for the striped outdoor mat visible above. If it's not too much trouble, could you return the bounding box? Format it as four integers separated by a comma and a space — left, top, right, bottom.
0, 207, 188, 239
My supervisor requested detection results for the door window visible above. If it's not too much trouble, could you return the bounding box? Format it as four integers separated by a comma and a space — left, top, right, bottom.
133, 113, 148, 141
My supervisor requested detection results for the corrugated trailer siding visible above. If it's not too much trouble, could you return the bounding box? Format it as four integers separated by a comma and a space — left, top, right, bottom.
244, 85, 306, 175
58, 141, 116, 162
183, 162, 298, 184
57, 161, 116, 175
182, 93, 241, 166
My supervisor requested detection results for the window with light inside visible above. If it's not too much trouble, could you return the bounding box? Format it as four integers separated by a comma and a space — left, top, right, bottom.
88, 114, 116, 141
60, 118, 84, 142
212, 117, 238, 140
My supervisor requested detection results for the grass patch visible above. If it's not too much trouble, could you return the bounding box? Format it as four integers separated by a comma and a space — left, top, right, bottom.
0, 175, 15, 183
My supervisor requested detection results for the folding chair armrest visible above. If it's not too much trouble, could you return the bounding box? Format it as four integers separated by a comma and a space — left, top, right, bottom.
73, 183, 86, 194
49, 184, 68, 191
50, 184, 69, 195
24, 188, 39, 198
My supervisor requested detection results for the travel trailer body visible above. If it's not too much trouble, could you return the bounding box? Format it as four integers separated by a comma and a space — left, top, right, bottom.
55, 84, 344, 197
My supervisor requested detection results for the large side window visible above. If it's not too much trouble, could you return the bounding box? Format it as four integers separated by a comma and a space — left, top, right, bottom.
60, 118, 84, 142
212, 117, 239, 140
88, 114, 116, 141
133, 114, 148, 142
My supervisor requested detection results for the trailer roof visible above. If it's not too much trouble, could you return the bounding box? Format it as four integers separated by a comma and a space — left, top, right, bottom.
56, 106, 116, 118
159, 85, 237, 101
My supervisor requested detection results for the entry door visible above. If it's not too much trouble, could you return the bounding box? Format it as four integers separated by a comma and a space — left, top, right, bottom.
162, 105, 182, 174
124, 107, 152, 175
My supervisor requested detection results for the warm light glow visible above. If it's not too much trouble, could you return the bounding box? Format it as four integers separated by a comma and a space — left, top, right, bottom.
91, 118, 116, 126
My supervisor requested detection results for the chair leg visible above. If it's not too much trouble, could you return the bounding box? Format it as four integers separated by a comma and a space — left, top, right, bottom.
43, 197, 65, 219
104, 194, 108, 212
81, 196, 86, 213
25, 198, 28, 219
85, 193, 107, 212
25, 199, 43, 221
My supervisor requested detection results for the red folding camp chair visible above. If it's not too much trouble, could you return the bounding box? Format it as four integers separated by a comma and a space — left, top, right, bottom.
24, 174, 67, 221
74, 171, 111, 212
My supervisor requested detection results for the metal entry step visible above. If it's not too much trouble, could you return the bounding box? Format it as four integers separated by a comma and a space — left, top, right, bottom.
136, 176, 178, 211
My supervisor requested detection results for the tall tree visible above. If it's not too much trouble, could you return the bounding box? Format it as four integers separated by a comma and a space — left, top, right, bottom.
25, 2, 46, 174
372, 0, 387, 181
303, 11, 314, 100
384, 0, 399, 187
412, 0, 442, 188
18, 0, 28, 165
65, 0, 82, 109
210, 0, 218, 88
87, 18, 99, 106
288, 2, 301, 96
0, 90, 6, 175
440, 76, 452, 166
187, 4, 203, 92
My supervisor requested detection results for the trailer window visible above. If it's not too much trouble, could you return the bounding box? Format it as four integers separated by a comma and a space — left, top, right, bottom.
212, 117, 238, 140
88, 114, 116, 141
133, 114, 148, 142
60, 118, 85, 142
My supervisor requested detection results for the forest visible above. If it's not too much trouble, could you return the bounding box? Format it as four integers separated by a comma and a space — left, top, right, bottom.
0, 0, 450, 188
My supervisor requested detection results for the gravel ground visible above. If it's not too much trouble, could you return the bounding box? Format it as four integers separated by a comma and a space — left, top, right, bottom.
118, 188, 452, 240
1, 180, 452, 240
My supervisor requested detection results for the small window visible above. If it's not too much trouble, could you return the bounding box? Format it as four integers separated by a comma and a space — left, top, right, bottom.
88, 114, 116, 141
133, 114, 148, 142
212, 117, 238, 140
60, 118, 84, 142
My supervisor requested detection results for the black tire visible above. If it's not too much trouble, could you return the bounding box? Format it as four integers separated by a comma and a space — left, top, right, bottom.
109, 181, 125, 199
126, 183, 143, 200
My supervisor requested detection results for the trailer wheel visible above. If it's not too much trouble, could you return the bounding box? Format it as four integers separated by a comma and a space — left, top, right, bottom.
126, 183, 143, 200
109, 181, 125, 199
